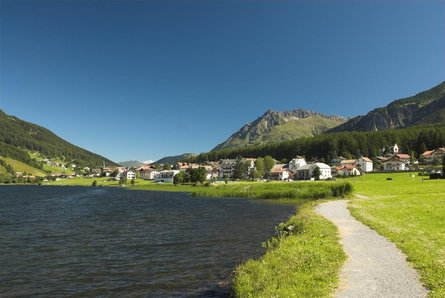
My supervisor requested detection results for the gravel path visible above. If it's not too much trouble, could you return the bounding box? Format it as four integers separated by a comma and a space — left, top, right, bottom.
316, 200, 428, 298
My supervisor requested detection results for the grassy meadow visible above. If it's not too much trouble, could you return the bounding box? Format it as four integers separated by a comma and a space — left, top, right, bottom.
0, 157, 47, 177
348, 173, 445, 297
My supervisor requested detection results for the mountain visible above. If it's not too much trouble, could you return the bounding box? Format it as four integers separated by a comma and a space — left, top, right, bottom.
329, 81, 445, 133
156, 153, 196, 164
0, 109, 117, 169
142, 160, 155, 165
119, 160, 144, 168
212, 109, 348, 151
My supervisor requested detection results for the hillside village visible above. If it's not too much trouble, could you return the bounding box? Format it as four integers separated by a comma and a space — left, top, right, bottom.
82, 144, 445, 184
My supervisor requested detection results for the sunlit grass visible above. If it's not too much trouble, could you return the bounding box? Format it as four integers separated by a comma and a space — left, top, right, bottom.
0, 156, 47, 177
348, 173, 445, 297
233, 200, 347, 297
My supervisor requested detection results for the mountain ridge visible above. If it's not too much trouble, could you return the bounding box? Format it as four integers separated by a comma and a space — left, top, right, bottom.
328, 81, 445, 133
212, 108, 348, 151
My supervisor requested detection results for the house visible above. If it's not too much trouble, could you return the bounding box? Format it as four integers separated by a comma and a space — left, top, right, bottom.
383, 156, 405, 171
269, 164, 292, 181
355, 157, 373, 173
155, 170, 180, 183
394, 153, 411, 165
219, 159, 237, 178
421, 150, 434, 163
295, 163, 331, 180
422, 148, 445, 163
119, 170, 136, 180
243, 158, 257, 174
140, 169, 160, 180
337, 165, 361, 176
331, 156, 347, 165
340, 159, 357, 166
289, 156, 307, 172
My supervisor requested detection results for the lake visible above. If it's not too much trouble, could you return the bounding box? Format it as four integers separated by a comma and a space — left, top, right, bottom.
0, 186, 295, 297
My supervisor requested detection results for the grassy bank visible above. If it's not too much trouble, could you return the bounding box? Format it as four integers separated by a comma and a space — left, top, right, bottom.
349, 173, 445, 297
233, 200, 347, 297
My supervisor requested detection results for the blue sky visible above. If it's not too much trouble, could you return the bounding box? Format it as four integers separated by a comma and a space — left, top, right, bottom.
1, 1, 444, 162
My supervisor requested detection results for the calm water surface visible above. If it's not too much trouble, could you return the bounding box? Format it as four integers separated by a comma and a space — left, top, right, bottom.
0, 186, 295, 297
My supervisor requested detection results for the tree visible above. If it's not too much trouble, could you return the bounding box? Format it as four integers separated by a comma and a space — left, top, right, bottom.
131, 178, 135, 186
223, 174, 229, 184
173, 171, 190, 185
163, 162, 171, 170
312, 166, 321, 179
254, 158, 264, 178
153, 163, 161, 170
233, 159, 249, 179
410, 151, 416, 165
189, 166, 207, 184
263, 155, 275, 178
92, 180, 97, 187
111, 169, 119, 177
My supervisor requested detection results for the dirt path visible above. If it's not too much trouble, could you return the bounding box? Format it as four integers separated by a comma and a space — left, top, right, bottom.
316, 200, 428, 297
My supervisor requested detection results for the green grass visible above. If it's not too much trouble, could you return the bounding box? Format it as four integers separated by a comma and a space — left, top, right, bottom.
192, 181, 353, 200
233, 200, 347, 297
348, 173, 445, 297
0, 166, 7, 175
42, 164, 74, 174
0, 156, 47, 177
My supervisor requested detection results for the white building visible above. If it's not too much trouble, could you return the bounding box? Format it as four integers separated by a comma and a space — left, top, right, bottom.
390, 143, 399, 154
289, 156, 307, 172
269, 164, 291, 181
219, 159, 237, 178
155, 170, 180, 183
355, 157, 373, 172
140, 169, 160, 180
383, 156, 405, 171
126, 170, 136, 180
295, 163, 331, 180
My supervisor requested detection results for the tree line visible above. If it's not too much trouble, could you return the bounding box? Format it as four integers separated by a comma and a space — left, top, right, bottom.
188, 124, 445, 163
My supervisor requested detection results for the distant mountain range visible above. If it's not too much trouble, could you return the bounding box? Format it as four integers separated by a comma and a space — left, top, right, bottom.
119, 160, 144, 168
329, 81, 445, 133
0, 109, 116, 169
212, 109, 347, 151
155, 153, 196, 164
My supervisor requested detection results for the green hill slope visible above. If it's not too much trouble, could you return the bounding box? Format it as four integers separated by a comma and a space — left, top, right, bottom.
0, 157, 47, 177
213, 109, 347, 150
0, 109, 116, 168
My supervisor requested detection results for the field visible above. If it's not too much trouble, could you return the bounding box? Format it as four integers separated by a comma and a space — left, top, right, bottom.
348, 173, 445, 297
0, 157, 47, 177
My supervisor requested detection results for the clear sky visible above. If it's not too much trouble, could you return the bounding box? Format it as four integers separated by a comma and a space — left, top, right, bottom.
1, 0, 444, 162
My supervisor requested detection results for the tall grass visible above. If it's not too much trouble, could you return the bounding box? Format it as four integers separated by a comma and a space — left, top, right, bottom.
192, 181, 353, 200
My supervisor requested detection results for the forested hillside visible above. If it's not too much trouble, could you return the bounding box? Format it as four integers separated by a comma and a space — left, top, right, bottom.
189, 124, 445, 163
0, 109, 116, 168
329, 81, 445, 132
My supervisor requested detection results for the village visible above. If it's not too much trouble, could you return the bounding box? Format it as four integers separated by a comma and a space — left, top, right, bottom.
44, 144, 445, 184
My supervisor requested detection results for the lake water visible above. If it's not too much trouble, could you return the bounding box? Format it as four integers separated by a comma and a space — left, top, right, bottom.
0, 186, 295, 297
